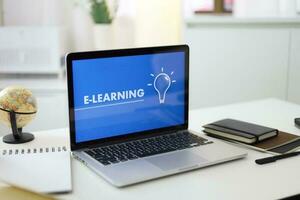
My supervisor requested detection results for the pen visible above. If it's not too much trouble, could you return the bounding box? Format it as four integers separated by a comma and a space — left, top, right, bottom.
295, 118, 300, 129
255, 151, 300, 165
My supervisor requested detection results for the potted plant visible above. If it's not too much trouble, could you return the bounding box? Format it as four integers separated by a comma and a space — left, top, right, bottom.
90, 0, 114, 50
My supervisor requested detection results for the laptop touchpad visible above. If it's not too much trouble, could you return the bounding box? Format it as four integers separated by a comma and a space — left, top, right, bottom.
145, 151, 207, 171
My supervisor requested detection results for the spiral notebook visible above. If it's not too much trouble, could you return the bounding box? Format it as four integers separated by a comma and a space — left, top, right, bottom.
0, 129, 72, 194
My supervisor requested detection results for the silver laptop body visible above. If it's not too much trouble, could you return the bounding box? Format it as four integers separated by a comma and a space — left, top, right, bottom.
66, 45, 247, 187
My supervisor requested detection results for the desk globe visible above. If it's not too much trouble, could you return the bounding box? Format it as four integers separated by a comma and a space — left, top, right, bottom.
0, 86, 37, 144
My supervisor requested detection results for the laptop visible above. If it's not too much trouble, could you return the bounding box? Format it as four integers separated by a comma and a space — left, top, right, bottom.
66, 45, 247, 187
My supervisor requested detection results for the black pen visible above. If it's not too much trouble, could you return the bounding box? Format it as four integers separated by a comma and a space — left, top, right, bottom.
255, 151, 300, 165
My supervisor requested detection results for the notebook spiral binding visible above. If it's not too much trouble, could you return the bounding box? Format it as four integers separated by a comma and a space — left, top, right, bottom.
1, 146, 68, 156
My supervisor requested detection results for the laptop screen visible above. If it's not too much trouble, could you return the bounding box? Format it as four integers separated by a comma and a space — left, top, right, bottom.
70, 49, 187, 144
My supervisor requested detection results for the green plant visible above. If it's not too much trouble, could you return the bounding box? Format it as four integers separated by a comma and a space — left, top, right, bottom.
90, 0, 112, 24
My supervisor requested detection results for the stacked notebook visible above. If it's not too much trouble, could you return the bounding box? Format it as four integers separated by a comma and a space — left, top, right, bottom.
0, 129, 72, 194
203, 119, 300, 154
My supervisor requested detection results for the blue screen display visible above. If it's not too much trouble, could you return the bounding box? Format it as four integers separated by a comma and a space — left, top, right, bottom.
72, 52, 185, 143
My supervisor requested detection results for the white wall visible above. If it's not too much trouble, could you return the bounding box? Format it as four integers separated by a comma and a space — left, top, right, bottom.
134, 0, 182, 47
187, 28, 289, 108
287, 29, 300, 104
0, 0, 3, 25
185, 18, 300, 108
1, 0, 183, 52
2, 0, 74, 55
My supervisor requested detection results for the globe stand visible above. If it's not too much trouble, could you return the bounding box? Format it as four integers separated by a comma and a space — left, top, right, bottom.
3, 111, 34, 144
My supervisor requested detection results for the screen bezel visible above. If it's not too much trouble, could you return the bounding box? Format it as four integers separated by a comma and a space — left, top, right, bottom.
66, 45, 189, 151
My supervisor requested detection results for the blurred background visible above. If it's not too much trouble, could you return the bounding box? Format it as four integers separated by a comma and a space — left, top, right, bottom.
0, 0, 299, 134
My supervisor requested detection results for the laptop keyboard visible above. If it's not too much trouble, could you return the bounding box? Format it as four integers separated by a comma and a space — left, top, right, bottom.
84, 131, 213, 166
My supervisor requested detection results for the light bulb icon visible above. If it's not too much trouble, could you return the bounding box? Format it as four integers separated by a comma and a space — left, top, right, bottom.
147, 67, 176, 104
154, 73, 171, 104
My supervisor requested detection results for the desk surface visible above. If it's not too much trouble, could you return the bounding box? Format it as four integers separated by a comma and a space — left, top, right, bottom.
3, 98, 300, 200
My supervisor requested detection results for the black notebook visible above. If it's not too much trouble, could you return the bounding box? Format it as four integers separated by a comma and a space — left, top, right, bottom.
203, 118, 278, 144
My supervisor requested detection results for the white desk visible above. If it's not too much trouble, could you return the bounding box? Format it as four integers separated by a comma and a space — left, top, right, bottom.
3, 98, 300, 200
